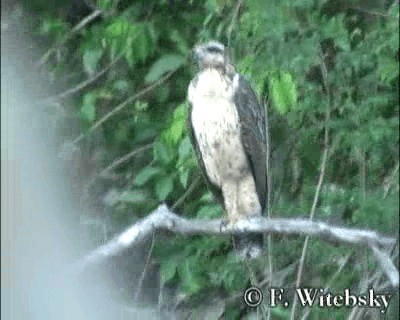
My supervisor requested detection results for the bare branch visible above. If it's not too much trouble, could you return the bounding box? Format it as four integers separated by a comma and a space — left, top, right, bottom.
291, 45, 331, 319
43, 54, 123, 103
71, 204, 398, 288
134, 233, 155, 303
80, 143, 153, 203
300, 253, 352, 320
347, 242, 398, 320
371, 245, 399, 290
100, 143, 154, 176
171, 175, 202, 210
38, 10, 103, 66
383, 161, 399, 199
226, 0, 243, 46
71, 70, 176, 145
349, 6, 393, 18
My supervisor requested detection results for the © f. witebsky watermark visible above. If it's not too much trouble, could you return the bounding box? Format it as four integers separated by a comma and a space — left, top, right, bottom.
243, 287, 392, 314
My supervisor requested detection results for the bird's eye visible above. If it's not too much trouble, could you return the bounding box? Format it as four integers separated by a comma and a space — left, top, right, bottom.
207, 46, 223, 53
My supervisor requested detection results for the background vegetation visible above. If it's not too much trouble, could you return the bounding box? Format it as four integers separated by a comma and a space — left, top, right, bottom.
9, 0, 399, 318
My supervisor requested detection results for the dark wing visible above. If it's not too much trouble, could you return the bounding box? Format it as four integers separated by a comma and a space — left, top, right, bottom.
187, 101, 224, 205
234, 74, 267, 213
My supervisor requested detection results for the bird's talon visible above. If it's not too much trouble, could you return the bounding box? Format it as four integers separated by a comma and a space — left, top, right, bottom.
219, 219, 229, 232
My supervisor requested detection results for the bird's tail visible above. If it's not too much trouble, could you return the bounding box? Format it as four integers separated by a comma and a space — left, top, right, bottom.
233, 233, 264, 260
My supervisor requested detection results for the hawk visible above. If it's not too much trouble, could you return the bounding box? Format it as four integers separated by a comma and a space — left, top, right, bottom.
187, 40, 267, 259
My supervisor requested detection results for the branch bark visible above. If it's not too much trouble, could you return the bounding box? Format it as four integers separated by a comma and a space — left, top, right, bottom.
71, 70, 176, 145
71, 204, 398, 288
38, 10, 103, 66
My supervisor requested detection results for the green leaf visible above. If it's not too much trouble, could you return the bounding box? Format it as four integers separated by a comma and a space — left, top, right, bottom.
377, 55, 399, 83
133, 23, 156, 62
153, 140, 172, 165
270, 72, 297, 115
133, 101, 149, 112
83, 48, 103, 75
104, 18, 136, 60
162, 104, 188, 145
113, 80, 129, 93
223, 308, 241, 320
156, 86, 170, 104
160, 259, 178, 283
178, 136, 192, 159
170, 120, 185, 144
39, 19, 68, 36
222, 263, 248, 291
113, 125, 129, 143
321, 15, 349, 51
178, 258, 204, 295
117, 190, 148, 203
125, 44, 135, 67
155, 176, 174, 200
105, 18, 132, 38
134, 166, 162, 186
169, 30, 189, 55
80, 92, 97, 122
271, 307, 291, 318
197, 204, 223, 219
98, 0, 113, 11
179, 169, 190, 188
145, 54, 185, 83
200, 192, 213, 203
204, 0, 219, 13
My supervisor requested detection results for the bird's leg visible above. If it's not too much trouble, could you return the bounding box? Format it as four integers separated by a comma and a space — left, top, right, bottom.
238, 174, 262, 220
219, 218, 229, 233
219, 210, 237, 233
221, 182, 241, 228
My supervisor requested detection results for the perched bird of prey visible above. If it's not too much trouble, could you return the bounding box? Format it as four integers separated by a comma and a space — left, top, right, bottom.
187, 40, 267, 259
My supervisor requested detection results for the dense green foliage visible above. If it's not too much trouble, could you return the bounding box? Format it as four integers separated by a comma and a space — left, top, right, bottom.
19, 0, 398, 318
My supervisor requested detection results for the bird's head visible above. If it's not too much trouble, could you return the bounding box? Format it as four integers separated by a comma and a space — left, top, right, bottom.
192, 40, 228, 70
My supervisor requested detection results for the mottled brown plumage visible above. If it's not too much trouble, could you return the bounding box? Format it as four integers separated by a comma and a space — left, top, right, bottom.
188, 41, 267, 259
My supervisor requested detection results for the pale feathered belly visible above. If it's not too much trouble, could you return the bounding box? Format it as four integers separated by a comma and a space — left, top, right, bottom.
191, 97, 250, 187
